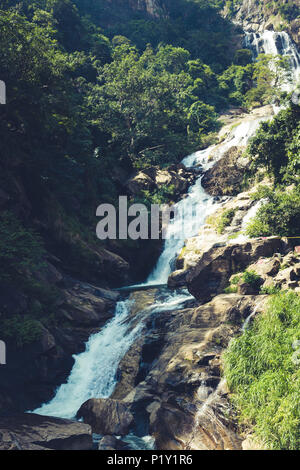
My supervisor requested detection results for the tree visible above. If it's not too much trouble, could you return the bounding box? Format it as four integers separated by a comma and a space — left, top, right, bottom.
248, 105, 300, 182
88, 44, 218, 167
234, 48, 253, 66
245, 54, 292, 106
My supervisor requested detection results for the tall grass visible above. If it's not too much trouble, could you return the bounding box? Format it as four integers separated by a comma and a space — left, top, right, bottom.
224, 291, 300, 449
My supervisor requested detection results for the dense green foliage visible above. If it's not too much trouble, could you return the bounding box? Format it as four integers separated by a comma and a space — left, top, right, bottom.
0, 0, 283, 281
248, 104, 300, 182
0, 0, 242, 346
0, 211, 45, 282
219, 53, 292, 108
246, 185, 300, 237
245, 102, 300, 238
75, 0, 233, 71
224, 291, 300, 449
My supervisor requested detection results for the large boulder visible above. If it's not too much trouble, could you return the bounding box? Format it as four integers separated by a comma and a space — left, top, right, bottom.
77, 398, 134, 436
170, 237, 283, 301
202, 146, 248, 196
61, 280, 118, 327
111, 338, 144, 400
247, 257, 281, 278
0, 414, 92, 450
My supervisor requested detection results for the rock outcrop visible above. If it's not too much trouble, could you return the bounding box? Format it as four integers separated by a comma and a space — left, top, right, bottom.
0, 414, 92, 450
98, 435, 131, 450
126, 164, 197, 200
106, 0, 167, 19
250, 251, 300, 292
169, 237, 284, 301
202, 146, 248, 196
224, 0, 299, 39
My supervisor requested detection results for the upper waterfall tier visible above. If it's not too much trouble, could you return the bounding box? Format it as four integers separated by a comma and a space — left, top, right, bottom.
245, 30, 300, 84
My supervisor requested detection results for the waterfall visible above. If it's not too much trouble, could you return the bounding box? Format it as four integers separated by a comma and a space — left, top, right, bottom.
146, 178, 216, 285
147, 116, 271, 285
32, 111, 272, 422
245, 30, 300, 86
242, 300, 265, 331
33, 300, 143, 419
31, 27, 299, 434
32, 289, 193, 419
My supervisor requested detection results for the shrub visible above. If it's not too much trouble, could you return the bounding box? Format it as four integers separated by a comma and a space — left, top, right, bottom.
224, 291, 300, 449
242, 269, 262, 289
231, 274, 241, 285
217, 208, 237, 234
0, 315, 42, 348
224, 285, 238, 294
246, 186, 300, 238
0, 211, 45, 283
260, 284, 281, 295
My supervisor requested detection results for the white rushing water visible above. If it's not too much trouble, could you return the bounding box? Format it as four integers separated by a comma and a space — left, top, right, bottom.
147, 116, 270, 285
245, 30, 300, 87
33, 300, 143, 419
32, 289, 193, 419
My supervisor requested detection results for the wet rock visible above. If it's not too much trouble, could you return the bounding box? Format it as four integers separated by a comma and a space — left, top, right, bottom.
149, 402, 194, 450
98, 435, 131, 450
77, 398, 134, 436
118, 293, 262, 450
168, 269, 189, 288
0, 414, 92, 450
112, 338, 144, 400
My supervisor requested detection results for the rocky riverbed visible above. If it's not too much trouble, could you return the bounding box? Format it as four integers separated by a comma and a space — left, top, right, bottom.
1, 104, 299, 451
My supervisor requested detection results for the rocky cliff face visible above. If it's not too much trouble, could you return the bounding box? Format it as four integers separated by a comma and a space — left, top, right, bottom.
224, 0, 300, 46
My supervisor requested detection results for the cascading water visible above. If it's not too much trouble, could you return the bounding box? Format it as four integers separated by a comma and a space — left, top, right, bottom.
147, 117, 271, 285
32, 27, 300, 449
32, 289, 193, 420
32, 111, 273, 423
33, 300, 143, 419
245, 30, 300, 86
